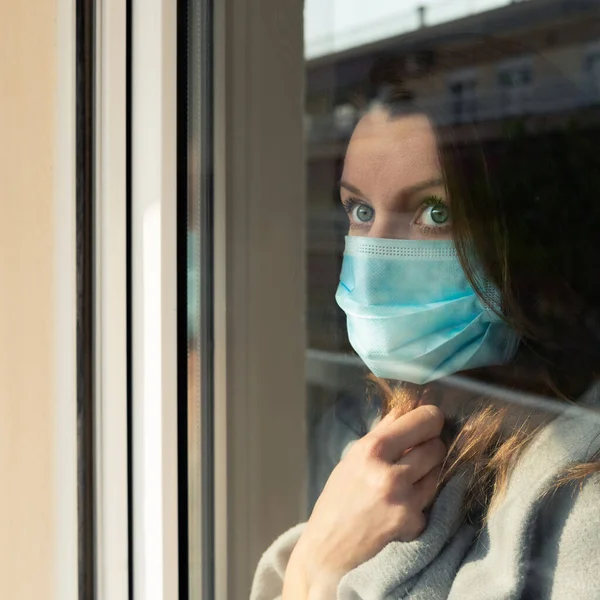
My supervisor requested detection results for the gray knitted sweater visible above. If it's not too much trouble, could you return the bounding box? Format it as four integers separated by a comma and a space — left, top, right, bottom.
251, 387, 600, 599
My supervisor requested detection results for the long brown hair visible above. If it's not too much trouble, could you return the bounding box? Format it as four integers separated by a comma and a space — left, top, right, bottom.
352, 55, 600, 519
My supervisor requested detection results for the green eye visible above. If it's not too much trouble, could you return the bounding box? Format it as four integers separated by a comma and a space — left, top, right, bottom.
416, 198, 452, 234
354, 204, 374, 223
430, 205, 449, 224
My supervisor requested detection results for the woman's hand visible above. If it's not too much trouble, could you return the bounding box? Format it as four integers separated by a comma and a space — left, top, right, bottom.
283, 404, 445, 599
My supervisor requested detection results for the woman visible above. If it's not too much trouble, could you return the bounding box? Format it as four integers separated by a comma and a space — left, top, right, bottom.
252, 74, 600, 599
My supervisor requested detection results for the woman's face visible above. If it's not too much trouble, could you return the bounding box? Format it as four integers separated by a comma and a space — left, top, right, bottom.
340, 107, 451, 240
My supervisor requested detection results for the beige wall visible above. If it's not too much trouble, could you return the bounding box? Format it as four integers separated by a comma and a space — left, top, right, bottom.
0, 1, 58, 598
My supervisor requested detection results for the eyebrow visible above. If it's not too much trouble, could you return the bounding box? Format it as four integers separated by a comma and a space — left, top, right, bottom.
403, 178, 444, 198
339, 177, 444, 202
339, 180, 366, 197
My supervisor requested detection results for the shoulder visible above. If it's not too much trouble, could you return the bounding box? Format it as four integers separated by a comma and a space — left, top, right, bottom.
535, 472, 600, 597
450, 394, 600, 599
547, 471, 600, 536
518, 394, 600, 597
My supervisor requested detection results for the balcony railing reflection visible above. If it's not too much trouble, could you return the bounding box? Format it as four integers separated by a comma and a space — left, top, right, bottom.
306, 78, 600, 144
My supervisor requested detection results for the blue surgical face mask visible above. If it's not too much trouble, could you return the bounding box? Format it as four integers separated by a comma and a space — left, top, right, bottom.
335, 236, 519, 385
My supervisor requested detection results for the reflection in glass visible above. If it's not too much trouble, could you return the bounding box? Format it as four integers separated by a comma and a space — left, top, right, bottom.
252, 2, 600, 598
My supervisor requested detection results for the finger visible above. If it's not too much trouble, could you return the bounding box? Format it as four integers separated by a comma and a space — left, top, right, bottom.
365, 404, 444, 463
412, 465, 443, 509
395, 437, 446, 483
372, 405, 403, 430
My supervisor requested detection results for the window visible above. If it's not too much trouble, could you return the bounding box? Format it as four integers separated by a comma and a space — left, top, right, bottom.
182, 1, 600, 597
497, 55, 534, 116
133, 0, 600, 599
447, 68, 478, 123
36, 2, 600, 597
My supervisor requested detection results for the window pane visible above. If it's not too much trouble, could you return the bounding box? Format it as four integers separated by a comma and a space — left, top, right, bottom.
256, 1, 600, 598
186, 0, 214, 597
186, 0, 600, 598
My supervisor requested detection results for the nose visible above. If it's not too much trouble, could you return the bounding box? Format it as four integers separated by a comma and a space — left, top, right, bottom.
367, 212, 412, 240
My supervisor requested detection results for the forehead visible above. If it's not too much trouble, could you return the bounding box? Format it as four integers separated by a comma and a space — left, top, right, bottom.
342, 108, 441, 192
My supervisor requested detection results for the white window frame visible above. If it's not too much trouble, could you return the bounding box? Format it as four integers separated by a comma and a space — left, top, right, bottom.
55, 1, 78, 598
95, 0, 130, 598
96, 0, 307, 598
130, 0, 179, 599
95, 0, 180, 598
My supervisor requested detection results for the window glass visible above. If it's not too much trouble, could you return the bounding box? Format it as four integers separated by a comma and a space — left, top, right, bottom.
253, 1, 600, 598
184, 0, 600, 597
